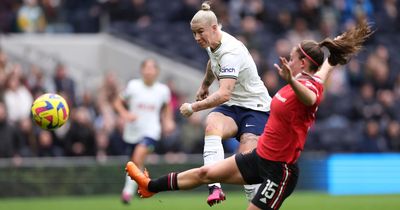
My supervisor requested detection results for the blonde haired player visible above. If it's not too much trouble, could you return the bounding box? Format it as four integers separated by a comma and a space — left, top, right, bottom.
179, 1, 272, 206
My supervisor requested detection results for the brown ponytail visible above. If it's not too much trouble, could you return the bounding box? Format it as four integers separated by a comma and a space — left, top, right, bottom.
319, 19, 374, 66
297, 20, 373, 72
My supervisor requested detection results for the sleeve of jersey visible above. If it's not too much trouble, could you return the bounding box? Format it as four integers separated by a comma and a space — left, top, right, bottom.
218, 52, 240, 80
301, 80, 324, 106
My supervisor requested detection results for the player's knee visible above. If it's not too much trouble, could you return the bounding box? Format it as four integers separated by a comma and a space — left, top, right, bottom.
197, 166, 212, 183
204, 123, 219, 135
204, 113, 223, 135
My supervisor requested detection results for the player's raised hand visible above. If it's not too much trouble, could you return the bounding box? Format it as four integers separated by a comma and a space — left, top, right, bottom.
274, 57, 293, 83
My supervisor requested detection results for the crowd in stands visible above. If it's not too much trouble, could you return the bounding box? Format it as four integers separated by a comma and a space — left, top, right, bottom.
0, 0, 400, 162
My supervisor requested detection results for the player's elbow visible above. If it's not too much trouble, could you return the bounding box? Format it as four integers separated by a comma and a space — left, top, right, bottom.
301, 95, 317, 106
219, 91, 231, 103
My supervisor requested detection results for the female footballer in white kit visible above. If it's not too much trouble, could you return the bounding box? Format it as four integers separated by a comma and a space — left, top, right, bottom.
114, 58, 175, 204
179, 2, 272, 206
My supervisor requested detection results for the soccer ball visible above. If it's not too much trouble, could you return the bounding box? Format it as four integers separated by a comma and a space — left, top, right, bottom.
31, 93, 70, 130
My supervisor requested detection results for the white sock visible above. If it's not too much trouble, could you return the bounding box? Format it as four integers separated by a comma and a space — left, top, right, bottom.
122, 174, 137, 195
244, 184, 261, 201
203, 135, 224, 188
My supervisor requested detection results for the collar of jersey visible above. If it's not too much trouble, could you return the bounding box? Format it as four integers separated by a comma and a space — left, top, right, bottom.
211, 32, 224, 53
298, 71, 322, 84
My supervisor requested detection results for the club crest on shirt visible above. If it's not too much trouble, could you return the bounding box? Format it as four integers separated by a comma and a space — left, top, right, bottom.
275, 93, 287, 103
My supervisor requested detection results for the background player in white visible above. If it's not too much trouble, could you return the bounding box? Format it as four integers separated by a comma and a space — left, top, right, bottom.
114, 58, 175, 204
179, 2, 272, 206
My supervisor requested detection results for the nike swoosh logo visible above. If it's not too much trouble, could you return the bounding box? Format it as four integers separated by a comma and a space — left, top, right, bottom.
245, 124, 255, 127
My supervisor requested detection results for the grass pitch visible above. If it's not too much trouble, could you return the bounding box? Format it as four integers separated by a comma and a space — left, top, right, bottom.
0, 191, 399, 210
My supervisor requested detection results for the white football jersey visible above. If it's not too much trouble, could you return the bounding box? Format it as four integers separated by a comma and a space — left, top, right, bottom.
206, 31, 271, 112
122, 79, 171, 144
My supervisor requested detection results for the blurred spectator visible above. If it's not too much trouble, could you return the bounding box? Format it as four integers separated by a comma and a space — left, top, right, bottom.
229, 0, 269, 33
0, 102, 22, 158
53, 63, 76, 106
103, 0, 151, 32
377, 89, 399, 121
365, 45, 392, 89
17, 0, 47, 33
0, 0, 18, 33
394, 74, 400, 99
96, 72, 119, 134
169, 0, 199, 22
128, 0, 152, 28
375, 0, 400, 34
94, 72, 120, 159
3, 68, 33, 125
18, 118, 37, 157
240, 0, 268, 23
210, 0, 230, 28
345, 58, 364, 88
339, 0, 374, 27
108, 116, 127, 156
350, 82, 383, 121
269, 9, 293, 34
27, 64, 55, 97
238, 15, 265, 51
297, 0, 321, 30
318, 0, 340, 37
385, 120, 400, 151
0, 49, 15, 80
95, 130, 109, 162
247, 49, 264, 75
324, 65, 348, 96
40, 0, 71, 32
101, 0, 126, 23
286, 17, 317, 46
37, 130, 64, 157
79, 90, 97, 120
65, 107, 96, 156
267, 38, 292, 69
63, 0, 101, 33
358, 119, 388, 152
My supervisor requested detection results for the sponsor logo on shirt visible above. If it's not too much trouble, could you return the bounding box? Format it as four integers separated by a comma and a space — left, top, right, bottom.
275, 93, 287, 103
137, 103, 156, 111
220, 67, 236, 73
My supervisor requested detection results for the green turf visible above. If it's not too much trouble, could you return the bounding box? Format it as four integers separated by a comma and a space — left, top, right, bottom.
0, 191, 399, 210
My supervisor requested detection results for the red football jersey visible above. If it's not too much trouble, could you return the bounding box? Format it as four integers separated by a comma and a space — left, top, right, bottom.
257, 73, 324, 164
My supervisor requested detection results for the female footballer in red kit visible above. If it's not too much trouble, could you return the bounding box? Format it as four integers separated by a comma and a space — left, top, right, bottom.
125, 20, 373, 210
